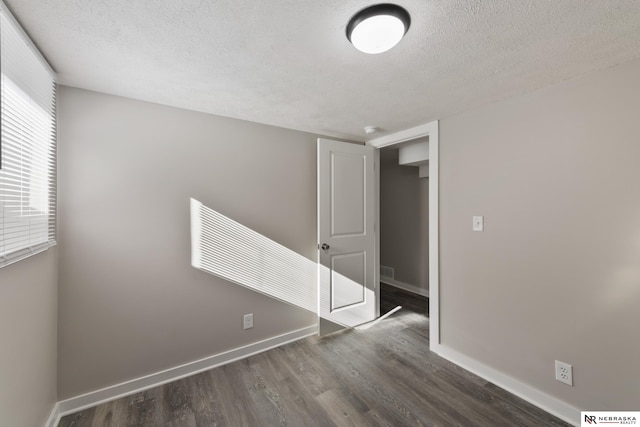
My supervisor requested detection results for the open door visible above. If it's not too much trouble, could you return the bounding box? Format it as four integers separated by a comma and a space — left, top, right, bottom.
317, 138, 378, 333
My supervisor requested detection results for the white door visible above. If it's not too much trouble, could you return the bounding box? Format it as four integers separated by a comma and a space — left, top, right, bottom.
317, 138, 378, 329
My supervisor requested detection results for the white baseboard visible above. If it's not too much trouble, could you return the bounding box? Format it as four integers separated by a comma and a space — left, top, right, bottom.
381, 275, 429, 297
44, 404, 60, 427
431, 343, 580, 426
56, 325, 317, 418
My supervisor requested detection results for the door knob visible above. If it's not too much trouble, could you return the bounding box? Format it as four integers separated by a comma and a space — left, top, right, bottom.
320, 243, 330, 251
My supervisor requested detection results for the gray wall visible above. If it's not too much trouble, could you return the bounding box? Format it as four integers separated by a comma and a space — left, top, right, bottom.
0, 249, 58, 427
439, 58, 640, 410
380, 148, 429, 291
57, 87, 318, 399
418, 176, 428, 291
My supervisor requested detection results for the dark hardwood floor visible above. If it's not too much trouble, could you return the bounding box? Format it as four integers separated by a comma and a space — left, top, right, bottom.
59, 285, 570, 426
380, 282, 429, 317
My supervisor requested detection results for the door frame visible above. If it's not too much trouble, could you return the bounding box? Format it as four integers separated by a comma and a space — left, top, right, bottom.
366, 120, 440, 348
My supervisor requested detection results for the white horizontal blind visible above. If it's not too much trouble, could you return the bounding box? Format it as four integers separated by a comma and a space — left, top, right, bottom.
0, 5, 56, 267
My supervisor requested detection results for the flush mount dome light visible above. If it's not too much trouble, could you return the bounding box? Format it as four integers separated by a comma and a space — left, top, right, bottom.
346, 4, 411, 54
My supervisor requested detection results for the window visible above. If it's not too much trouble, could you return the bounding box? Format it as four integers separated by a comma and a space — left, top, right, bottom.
0, 4, 56, 268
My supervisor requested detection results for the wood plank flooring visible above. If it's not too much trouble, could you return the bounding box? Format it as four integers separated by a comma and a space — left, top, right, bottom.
59, 285, 570, 426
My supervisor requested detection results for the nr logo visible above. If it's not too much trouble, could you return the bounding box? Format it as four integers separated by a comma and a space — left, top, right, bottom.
585, 414, 597, 424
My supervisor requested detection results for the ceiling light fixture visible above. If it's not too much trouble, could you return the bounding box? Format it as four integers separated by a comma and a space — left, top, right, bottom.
346, 4, 411, 54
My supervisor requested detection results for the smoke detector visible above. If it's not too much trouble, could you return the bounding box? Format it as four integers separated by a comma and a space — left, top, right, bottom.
364, 126, 380, 134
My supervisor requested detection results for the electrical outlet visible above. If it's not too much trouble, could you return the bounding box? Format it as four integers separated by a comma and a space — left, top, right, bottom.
243, 313, 254, 330
555, 360, 573, 386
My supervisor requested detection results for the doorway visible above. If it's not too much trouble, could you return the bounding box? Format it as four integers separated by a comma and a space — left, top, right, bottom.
367, 120, 440, 348
379, 145, 429, 317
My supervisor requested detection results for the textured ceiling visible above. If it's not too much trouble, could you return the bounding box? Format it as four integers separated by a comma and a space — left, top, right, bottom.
6, 0, 640, 140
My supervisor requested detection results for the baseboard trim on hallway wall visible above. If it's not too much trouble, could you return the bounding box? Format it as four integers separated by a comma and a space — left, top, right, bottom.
55, 325, 318, 418
44, 403, 60, 427
381, 275, 429, 298
432, 343, 580, 427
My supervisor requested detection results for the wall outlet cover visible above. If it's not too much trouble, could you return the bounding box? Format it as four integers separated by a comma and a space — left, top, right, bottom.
555, 360, 573, 386
243, 313, 254, 330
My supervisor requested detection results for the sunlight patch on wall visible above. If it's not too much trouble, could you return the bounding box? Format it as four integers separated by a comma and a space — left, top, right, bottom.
190, 198, 317, 313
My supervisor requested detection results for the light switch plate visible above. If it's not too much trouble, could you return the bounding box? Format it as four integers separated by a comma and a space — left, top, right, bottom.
473, 216, 484, 232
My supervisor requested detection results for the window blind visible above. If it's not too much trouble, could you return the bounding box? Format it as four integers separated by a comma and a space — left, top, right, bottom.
0, 4, 56, 267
